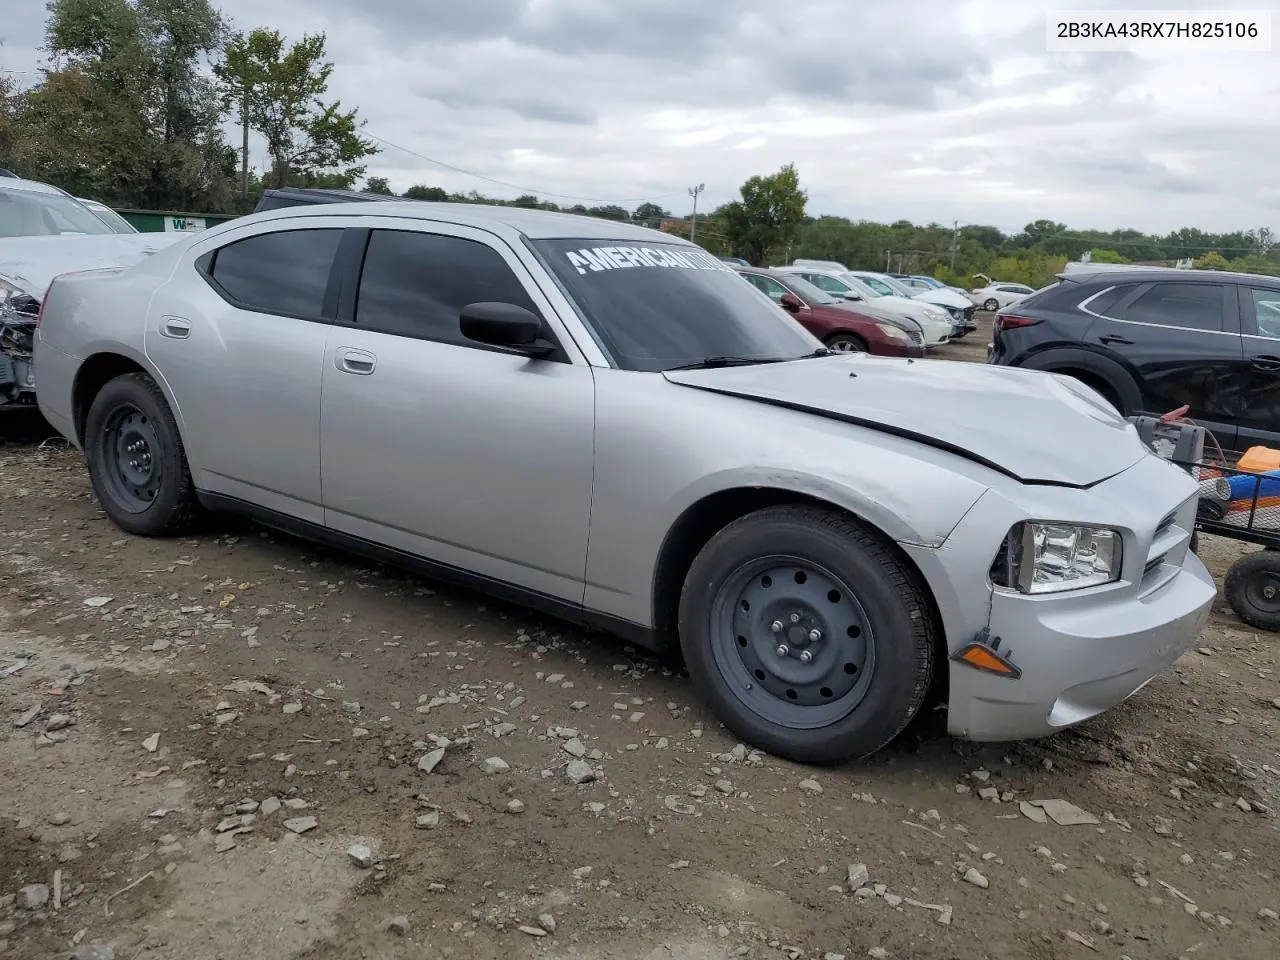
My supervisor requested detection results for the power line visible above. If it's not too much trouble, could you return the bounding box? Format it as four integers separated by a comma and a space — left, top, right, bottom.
364, 131, 688, 206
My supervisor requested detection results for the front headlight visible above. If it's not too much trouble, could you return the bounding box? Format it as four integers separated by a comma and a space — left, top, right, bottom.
923, 306, 948, 321
990, 522, 1122, 594
874, 322, 911, 342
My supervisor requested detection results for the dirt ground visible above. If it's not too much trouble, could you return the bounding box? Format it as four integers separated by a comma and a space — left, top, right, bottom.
2, 318, 1279, 960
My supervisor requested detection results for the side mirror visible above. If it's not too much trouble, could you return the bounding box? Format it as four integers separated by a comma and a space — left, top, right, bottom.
459, 302, 555, 357
839, 291, 862, 301
779, 293, 803, 312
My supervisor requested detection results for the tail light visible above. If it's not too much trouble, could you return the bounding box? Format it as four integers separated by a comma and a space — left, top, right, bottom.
994, 313, 1040, 333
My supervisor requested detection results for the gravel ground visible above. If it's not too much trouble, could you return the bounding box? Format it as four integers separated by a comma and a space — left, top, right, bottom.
2, 318, 1279, 960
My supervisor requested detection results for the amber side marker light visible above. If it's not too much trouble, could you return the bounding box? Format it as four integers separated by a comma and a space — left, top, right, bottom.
953, 642, 1022, 680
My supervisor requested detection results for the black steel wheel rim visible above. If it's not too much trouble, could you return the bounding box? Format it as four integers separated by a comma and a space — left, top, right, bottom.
710, 556, 876, 729
1244, 567, 1280, 615
99, 403, 162, 513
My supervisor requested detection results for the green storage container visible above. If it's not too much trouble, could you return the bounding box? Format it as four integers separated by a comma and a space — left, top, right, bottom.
115, 209, 239, 233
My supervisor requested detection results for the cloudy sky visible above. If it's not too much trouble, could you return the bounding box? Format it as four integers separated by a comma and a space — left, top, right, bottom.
2, 0, 1276, 233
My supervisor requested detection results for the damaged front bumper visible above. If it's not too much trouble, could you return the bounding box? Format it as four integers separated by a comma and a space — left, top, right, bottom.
0, 284, 39, 408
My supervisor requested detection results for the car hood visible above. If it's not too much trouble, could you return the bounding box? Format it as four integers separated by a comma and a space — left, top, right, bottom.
913, 288, 971, 309
663, 355, 1147, 487
827, 300, 914, 329
0, 233, 186, 298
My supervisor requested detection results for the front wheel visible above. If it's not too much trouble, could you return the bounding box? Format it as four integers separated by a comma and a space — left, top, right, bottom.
84, 373, 198, 537
983, 298, 1000, 312
825, 334, 866, 354
678, 505, 937, 763
1224, 551, 1280, 632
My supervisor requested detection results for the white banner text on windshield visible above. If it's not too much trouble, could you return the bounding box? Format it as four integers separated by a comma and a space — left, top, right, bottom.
565, 245, 731, 276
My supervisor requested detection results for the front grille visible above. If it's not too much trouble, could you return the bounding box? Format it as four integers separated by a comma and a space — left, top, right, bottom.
908, 329, 924, 345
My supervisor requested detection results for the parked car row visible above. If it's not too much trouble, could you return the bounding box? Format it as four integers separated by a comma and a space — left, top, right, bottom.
969, 280, 1036, 311
30, 195, 1216, 765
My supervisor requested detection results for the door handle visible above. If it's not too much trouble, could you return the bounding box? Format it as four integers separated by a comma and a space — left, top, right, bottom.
160, 316, 191, 339
336, 348, 376, 376
1252, 355, 1280, 374
1098, 334, 1133, 346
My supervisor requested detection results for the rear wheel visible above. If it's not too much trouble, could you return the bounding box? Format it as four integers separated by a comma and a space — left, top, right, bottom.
983, 298, 1000, 312
825, 333, 866, 354
677, 505, 936, 762
1224, 550, 1280, 632
84, 373, 198, 536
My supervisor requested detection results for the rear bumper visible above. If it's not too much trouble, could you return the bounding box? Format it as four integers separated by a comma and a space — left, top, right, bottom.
945, 550, 1214, 740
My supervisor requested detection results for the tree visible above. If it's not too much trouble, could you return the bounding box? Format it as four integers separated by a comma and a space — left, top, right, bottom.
363, 175, 392, 194
721, 163, 807, 265
403, 184, 449, 201
1194, 250, 1228, 270
632, 201, 669, 225
1087, 248, 1129, 264
30, 0, 235, 210
215, 27, 377, 189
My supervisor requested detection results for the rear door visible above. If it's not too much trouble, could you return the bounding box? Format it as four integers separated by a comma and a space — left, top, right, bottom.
1234, 283, 1280, 450
1087, 279, 1242, 449
145, 222, 342, 522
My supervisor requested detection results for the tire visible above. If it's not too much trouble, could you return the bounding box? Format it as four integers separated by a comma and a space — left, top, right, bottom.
983, 298, 1000, 312
825, 333, 866, 354
677, 504, 936, 763
1224, 551, 1280, 632
84, 372, 198, 537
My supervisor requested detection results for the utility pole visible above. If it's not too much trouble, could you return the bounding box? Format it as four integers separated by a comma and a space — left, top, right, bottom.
241, 81, 250, 196
688, 183, 705, 242
884, 250, 891, 272
949, 220, 959, 272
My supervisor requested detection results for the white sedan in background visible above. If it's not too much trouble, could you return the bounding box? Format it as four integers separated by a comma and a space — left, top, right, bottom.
970, 282, 1036, 311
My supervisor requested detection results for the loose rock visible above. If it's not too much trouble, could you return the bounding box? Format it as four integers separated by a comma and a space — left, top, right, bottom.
347, 843, 375, 868
506, 799, 526, 814
482, 756, 510, 775
381, 915, 410, 937
538, 913, 557, 933
799, 779, 823, 794
562, 738, 587, 758
142, 733, 160, 753
417, 748, 446, 773
566, 760, 596, 784
964, 868, 989, 889
847, 863, 870, 890
21, 884, 49, 910
519, 925, 548, 937
283, 816, 318, 834
74, 946, 116, 960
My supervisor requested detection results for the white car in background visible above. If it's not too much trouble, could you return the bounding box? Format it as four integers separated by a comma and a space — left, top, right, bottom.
77, 198, 139, 234
846, 270, 976, 335
970, 282, 1036, 311
776, 266, 954, 346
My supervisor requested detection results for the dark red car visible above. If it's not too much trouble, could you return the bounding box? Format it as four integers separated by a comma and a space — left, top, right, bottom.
736, 267, 925, 357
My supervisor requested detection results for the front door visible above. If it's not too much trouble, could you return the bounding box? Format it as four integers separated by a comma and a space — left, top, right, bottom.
318, 223, 596, 604
1086, 279, 1242, 450
145, 223, 344, 522
1234, 284, 1280, 451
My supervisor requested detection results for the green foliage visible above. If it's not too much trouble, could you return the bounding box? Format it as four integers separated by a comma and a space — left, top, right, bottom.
213, 27, 377, 189
403, 184, 449, 201
17, 0, 235, 210
720, 163, 807, 265
363, 176, 392, 195
1195, 250, 1229, 270
1088, 248, 1129, 264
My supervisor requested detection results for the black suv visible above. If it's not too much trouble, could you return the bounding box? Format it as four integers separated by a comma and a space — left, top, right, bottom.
988, 268, 1280, 453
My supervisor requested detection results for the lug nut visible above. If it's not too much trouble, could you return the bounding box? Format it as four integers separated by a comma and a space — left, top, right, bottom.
790, 612, 802, 624
808, 629, 822, 643
799, 650, 813, 664
771, 620, 783, 633
775, 644, 789, 657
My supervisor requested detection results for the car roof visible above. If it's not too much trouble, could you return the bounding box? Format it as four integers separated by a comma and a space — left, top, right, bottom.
1061, 267, 1280, 287
0, 176, 71, 197
243, 200, 688, 243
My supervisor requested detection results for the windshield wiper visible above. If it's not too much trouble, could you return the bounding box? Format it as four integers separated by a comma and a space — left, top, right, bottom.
665, 349, 829, 372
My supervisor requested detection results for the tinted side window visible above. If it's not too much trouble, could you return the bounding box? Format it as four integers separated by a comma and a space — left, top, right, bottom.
356, 230, 539, 345
1119, 282, 1224, 332
807, 274, 846, 294
745, 274, 788, 302
1251, 287, 1280, 339
209, 228, 342, 319
1081, 283, 1136, 316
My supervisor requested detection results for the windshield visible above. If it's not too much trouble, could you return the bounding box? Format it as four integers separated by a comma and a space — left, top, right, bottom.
81, 201, 137, 234
0, 188, 115, 238
780, 273, 840, 304
534, 238, 822, 372
838, 273, 885, 299
862, 274, 913, 298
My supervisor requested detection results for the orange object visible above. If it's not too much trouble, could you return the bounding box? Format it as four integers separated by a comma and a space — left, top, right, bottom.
954, 642, 1022, 679
1237, 446, 1280, 474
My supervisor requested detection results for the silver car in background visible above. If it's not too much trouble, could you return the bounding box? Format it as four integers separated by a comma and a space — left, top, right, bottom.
33, 203, 1214, 762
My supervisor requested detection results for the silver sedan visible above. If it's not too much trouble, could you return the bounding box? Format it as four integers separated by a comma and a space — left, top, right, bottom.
32, 203, 1215, 762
